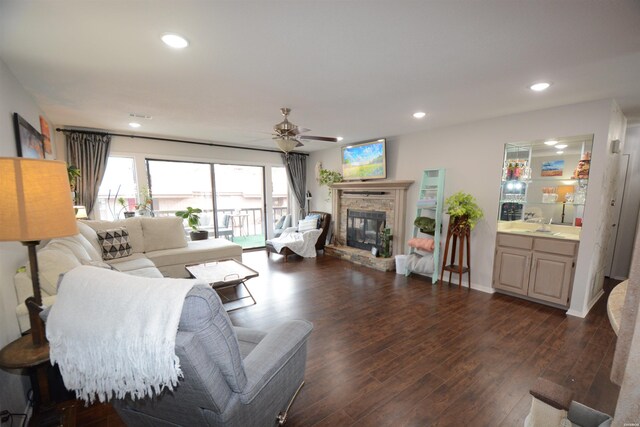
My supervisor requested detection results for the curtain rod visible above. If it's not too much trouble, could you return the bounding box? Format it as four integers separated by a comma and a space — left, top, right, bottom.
55, 128, 309, 157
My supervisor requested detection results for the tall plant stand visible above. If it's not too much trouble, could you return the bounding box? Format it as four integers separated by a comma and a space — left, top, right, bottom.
440, 220, 471, 289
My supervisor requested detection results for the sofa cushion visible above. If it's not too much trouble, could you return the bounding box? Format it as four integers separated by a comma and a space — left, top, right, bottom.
84, 218, 145, 254
26, 249, 81, 296
146, 238, 242, 269
47, 235, 100, 263
76, 221, 102, 255
107, 253, 164, 278
141, 217, 188, 252
97, 228, 133, 260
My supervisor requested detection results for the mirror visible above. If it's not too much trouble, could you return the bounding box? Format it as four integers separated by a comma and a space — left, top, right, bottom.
499, 134, 593, 227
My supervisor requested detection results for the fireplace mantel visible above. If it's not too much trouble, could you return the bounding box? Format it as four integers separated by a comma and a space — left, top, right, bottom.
330, 180, 414, 190
327, 179, 414, 271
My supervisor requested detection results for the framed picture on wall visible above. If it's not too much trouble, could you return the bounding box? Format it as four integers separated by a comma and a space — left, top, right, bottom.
13, 113, 44, 159
39, 115, 55, 159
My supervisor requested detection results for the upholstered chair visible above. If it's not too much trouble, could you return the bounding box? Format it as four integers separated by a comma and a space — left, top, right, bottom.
114, 286, 313, 426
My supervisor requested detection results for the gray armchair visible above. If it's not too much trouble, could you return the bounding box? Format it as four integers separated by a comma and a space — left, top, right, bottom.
114, 286, 313, 426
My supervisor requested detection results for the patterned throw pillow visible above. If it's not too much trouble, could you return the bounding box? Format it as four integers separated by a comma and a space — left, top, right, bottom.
96, 227, 132, 260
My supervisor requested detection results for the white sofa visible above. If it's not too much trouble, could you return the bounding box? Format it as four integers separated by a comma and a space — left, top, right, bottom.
14, 216, 242, 332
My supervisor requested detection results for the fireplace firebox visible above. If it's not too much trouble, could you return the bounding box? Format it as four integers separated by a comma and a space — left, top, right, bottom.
346, 210, 386, 251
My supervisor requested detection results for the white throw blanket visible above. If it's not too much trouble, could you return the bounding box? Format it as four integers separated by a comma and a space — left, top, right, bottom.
46, 266, 200, 403
267, 227, 322, 258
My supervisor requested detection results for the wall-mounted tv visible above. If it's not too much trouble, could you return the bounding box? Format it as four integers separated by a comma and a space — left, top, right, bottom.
341, 138, 387, 181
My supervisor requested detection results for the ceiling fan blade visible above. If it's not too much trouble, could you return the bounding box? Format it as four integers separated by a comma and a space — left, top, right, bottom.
295, 140, 304, 147
299, 135, 339, 142
297, 127, 311, 133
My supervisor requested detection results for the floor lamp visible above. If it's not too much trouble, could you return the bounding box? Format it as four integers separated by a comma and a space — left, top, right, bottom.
0, 158, 78, 345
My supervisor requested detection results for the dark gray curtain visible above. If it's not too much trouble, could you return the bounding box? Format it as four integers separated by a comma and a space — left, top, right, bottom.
66, 131, 112, 216
282, 153, 307, 218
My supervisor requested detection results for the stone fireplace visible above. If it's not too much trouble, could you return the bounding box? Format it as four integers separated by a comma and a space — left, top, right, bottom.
325, 180, 414, 271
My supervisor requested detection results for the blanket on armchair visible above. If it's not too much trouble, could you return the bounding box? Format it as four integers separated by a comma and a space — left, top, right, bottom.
46, 266, 200, 403
266, 227, 322, 258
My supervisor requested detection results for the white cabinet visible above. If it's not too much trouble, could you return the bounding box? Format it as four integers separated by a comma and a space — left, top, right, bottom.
493, 233, 577, 307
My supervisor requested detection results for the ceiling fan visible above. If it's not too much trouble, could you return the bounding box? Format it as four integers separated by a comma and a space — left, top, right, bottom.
272, 107, 339, 153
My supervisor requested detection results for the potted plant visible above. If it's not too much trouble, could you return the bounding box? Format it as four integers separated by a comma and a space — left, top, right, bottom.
118, 197, 135, 218
135, 187, 153, 216
175, 207, 208, 240
444, 191, 484, 233
318, 168, 343, 199
67, 165, 81, 203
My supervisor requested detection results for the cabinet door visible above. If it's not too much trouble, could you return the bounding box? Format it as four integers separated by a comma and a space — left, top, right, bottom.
528, 252, 574, 306
493, 247, 531, 296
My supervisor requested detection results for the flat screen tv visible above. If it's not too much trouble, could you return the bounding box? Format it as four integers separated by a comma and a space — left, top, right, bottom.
341, 139, 387, 181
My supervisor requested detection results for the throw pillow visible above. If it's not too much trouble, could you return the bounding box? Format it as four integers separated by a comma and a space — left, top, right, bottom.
305, 213, 322, 228
96, 227, 132, 260
274, 215, 286, 229
84, 218, 145, 254
140, 217, 188, 252
298, 218, 318, 233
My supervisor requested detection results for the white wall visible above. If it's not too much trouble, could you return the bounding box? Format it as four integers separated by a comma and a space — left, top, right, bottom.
308, 99, 625, 315
0, 57, 55, 414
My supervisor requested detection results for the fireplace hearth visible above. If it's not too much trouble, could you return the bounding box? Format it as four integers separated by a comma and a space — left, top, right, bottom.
346, 210, 386, 251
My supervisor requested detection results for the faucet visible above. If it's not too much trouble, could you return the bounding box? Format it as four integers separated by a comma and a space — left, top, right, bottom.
526, 217, 551, 232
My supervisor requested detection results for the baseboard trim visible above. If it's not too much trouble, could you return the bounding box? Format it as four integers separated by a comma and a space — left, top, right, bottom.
566, 289, 605, 318
470, 283, 495, 294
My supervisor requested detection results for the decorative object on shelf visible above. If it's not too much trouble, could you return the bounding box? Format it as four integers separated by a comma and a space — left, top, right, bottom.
444, 191, 484, 233
414, 216, 436, 234
541, 159, 564, 177
379, 228, 392, 258
542, 187, 558, 203
502, 159, 531, 182
571, 151, 591, 179
318, 168, 343, 198
175, 207, 208, 240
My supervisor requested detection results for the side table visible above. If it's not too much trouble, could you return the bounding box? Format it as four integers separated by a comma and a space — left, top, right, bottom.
0, 334, 76, 426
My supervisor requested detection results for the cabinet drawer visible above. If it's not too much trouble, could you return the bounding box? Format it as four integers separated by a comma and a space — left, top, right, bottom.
497, 233, 533, 250
533, 238, 577, 256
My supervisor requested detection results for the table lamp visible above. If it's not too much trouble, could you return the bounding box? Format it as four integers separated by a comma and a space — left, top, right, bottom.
0, 158, 78, 346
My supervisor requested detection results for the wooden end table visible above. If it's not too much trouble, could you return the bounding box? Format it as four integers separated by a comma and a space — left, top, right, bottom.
186, 259, 259, 311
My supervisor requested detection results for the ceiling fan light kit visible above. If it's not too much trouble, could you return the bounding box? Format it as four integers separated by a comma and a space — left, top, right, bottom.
272, 107, 339, 152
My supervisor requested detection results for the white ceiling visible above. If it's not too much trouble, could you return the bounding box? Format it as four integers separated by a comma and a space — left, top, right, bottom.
1, 0, 640, 152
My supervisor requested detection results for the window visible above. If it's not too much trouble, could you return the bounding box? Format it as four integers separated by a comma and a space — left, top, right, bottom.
272, 166, 289, 223
97, 156, 138, 220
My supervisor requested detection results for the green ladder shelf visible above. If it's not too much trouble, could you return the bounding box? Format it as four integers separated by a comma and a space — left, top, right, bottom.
407, 168, 445, 284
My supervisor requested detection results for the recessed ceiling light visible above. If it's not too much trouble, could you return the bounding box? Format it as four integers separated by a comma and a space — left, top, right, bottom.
129, 122, 141, 128
337, 137, 344, 142
544, 140, 558, 146
530, 82, 551, 92
161, 33, 189, 49
555, 144, 568, 149
556, 150, 564, 154
413, 112, 426, 119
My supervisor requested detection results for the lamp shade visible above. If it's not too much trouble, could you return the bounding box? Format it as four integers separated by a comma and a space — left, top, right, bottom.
275, 138, 299, 153
0, 158, 78, 241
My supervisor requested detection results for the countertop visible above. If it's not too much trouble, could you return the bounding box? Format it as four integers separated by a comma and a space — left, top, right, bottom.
497, 221, 581, 241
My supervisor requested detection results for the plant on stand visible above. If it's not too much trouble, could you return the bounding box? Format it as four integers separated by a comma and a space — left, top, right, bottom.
118, 197, 135, 218
175, 207, 208, 241
444, 191, 484, 234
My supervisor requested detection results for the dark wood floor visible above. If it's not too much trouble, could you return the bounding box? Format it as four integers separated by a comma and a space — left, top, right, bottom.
83, 249, 620, 426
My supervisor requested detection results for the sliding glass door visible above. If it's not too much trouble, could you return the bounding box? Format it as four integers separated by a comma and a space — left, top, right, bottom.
213, 164, 265, 248
147, 160, 214, 233
146, 159, 272, 249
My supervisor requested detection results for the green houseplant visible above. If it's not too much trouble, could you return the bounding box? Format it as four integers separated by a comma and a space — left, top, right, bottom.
318, 168, 343, 199
135, 187, 153, 216
175, 207, 208, 240
444, 191, 484, 232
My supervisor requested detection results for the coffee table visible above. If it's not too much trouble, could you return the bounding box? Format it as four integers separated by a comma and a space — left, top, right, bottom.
186, 259, 259, 310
